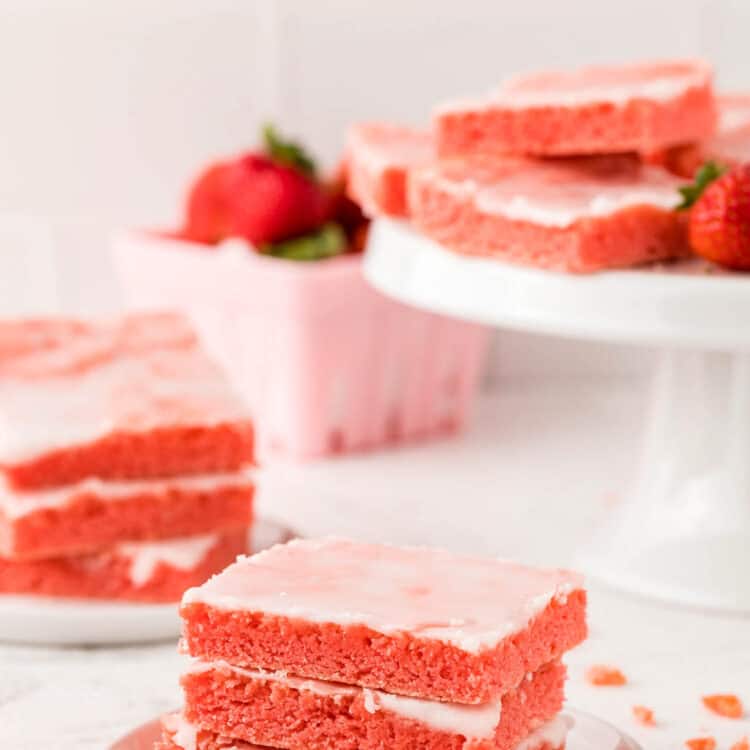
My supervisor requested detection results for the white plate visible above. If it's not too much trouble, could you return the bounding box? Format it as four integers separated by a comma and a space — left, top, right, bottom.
0, 518, 294, 646
110, 708, 641, 750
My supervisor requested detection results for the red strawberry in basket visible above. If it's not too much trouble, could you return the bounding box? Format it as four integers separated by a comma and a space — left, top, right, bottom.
325, 165, 369, 248
184, 163, 236, 244
183, 125, 329, 247
225, 153, 328, 245
679, 162, 750, 270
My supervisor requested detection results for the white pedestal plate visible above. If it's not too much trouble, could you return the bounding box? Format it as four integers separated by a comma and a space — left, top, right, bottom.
364, 218, 750, 613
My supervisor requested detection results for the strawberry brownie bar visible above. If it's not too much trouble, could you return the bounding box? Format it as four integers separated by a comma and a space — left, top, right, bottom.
180, 538, 586, 704
181, 659, 565, 750
0, 313, 254, 491
409, 155, 689, 272
157, 711, 572, 750
653, 93, 750, 178
0, 529, 246, 602
695, 94, 750, 169
0, 472, 253, 560
435, 59, 716, 157
345, 123, 433, 217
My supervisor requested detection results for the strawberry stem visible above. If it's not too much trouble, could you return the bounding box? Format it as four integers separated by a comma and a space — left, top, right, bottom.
677, 161, 727, 210
263, 124, 317, 179
261, 222, 347, 261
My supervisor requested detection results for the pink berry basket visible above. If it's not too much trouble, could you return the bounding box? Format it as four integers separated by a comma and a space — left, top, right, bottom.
112, 232, 489, 460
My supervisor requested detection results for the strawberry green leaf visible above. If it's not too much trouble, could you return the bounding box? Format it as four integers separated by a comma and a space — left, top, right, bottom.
261, 222, 347, 261
263, 124, 317, 179
677, 161, 727, 210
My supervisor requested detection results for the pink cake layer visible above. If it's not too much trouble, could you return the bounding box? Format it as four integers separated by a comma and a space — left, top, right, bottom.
0, 473, 254, 560
0, 528, 247, 602
435, 59, 716, 158
409, 154, 689, 273
0, 313, 254, 491
156, 711, 571, 750
180, 538, 586, 704
345, 123, 433, 217
182, 659, 565, 750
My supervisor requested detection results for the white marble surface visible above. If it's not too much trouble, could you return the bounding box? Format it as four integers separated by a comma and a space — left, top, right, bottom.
1, 380, 748, 750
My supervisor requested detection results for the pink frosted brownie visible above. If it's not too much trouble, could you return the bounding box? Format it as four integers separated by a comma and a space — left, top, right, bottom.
409, 155, 689, 273
0, 472, 253, 560
0, 529, 247, 602
345, 123, 433, 217
435, 59, 716, 157
706, 93, 750, 166
182, 659, 565, 750
0, 313, 254, 491
180, 538, 586, 704
716, 93, 750, 133
157, 711, 572, 750
653, 93, 750, 177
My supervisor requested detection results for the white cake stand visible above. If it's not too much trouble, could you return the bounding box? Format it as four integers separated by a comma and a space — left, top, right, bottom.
0, 518, 294, 646
364, 218, 750, 613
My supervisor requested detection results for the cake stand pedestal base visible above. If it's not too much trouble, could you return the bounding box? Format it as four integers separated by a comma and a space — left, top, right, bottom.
577, 349, 750, 612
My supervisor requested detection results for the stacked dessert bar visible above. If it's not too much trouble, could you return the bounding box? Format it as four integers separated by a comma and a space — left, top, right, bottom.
654, 93, 750, 178
159, 538, 587, 749
346, 58, 722, 273
0, 313, 255, 602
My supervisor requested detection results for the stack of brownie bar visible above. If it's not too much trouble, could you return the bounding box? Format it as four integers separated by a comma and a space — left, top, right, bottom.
0, 312, 255, 602
159, 537, 587, 749
346, 58, 723, 273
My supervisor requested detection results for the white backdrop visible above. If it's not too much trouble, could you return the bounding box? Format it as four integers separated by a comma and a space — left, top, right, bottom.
0, 0, 745, 379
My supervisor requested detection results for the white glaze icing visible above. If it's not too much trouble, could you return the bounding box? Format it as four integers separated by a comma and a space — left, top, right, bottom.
187, 660, 501, 739
0, 313, 250, 463
182, 537, 583, 653
429, 160, 683, 228
436, 60, 711, 114
374, 687, 500, 737
515, 714, 573, 750
119, 533, 220, 586
476, 183, 681, 227
162, 712, 198, 750
0, 471, 253, 519
494, 70, 707, 109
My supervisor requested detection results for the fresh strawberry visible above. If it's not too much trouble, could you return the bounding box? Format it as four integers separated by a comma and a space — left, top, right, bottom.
680, 162, 750, 270
183, 162, 237, 245
223, 153, 328, 245
325, 167, 369, 247
182, 126, 329, 247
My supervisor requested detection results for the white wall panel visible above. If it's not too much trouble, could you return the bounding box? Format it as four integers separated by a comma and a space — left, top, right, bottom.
0, 0, 277, 225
